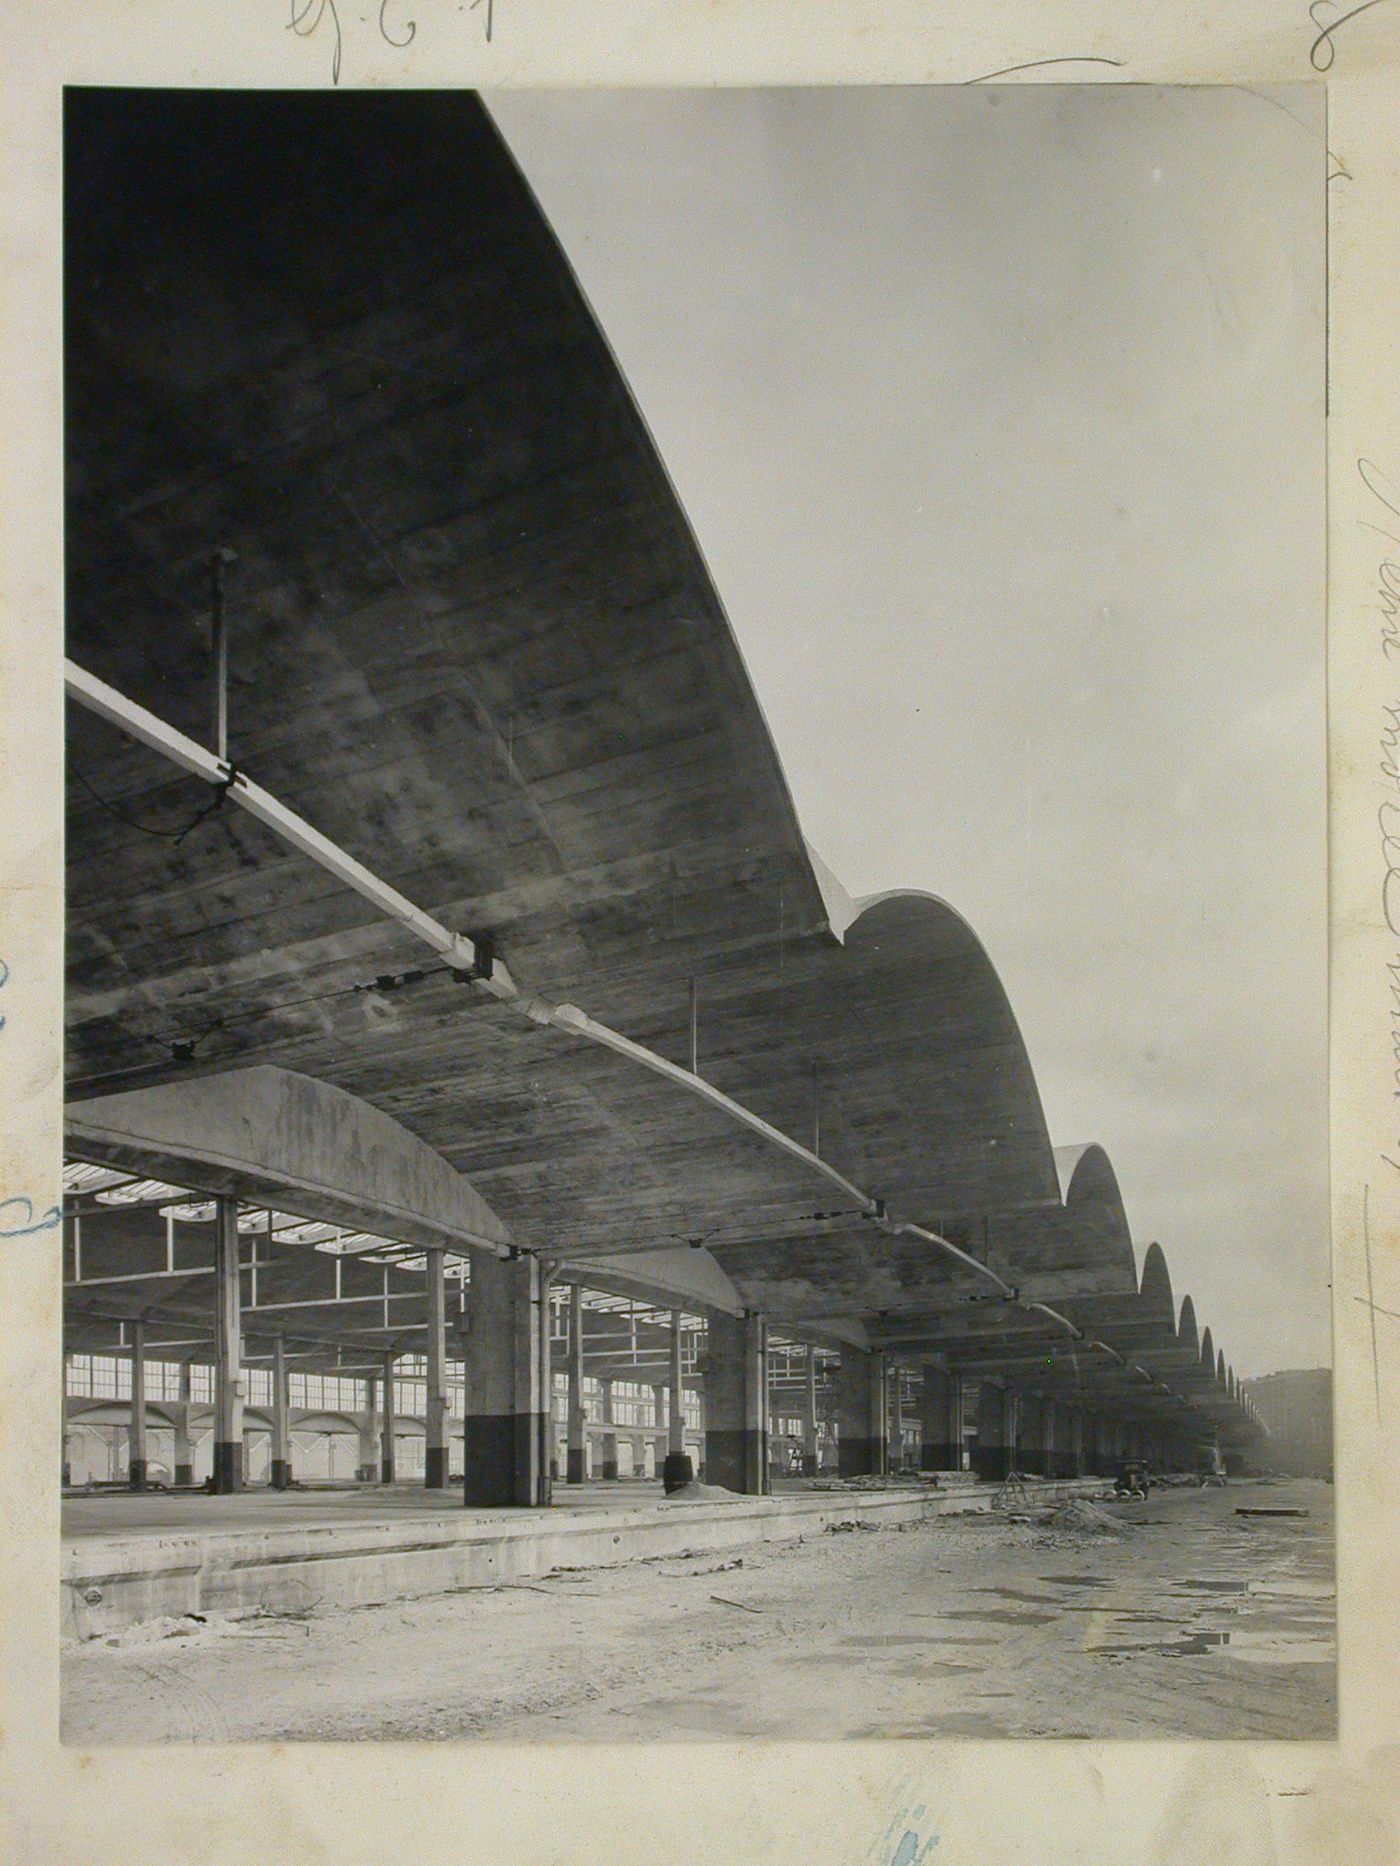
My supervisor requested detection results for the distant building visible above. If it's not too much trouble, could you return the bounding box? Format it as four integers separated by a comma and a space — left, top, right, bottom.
1239, 1368, 1332, 1475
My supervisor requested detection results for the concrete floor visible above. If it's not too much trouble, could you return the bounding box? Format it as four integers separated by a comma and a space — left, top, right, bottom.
61, 1477, 843, 1539
61, 1478, 1335, 1743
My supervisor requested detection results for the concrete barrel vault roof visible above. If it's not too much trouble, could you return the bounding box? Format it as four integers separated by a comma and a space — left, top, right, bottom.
61, 88, 1251, 1432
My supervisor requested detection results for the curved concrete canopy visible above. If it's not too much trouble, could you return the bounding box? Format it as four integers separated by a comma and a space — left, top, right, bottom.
1178, 1294, 1199, 1358
66, 1066, 510, 1254
61, 89, 1252, 1435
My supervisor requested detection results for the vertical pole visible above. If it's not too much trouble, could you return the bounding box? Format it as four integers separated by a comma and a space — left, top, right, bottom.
870, 1351, 888, 1477
61, 1352, 72, 1487
360, 1373, 379, 1481
537, 1267, 555, 1505
270, 1334, 291, 1489
210, 546, 234, 761
128, 1319, 147, 1489
668, 1309, 685, 1457
212, 1195, 244, 1492
802, 1345, 819, 1475
381, 1350, 397, 1484
174, 1360, 193, 1485
600, 1378, 618, 1480
567, 1283, 586, 1483
688, 976, 699, 1074
425, 1247, 449, 1488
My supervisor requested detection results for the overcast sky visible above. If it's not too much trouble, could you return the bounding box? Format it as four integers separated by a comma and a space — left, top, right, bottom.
489, 86, 1328, 1379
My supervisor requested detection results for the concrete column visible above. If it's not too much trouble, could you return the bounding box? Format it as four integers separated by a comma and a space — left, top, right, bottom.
887, 1360, 904, 1472
173, 1361, 194, 1485
598, 1380, 618, 1479
462, 1248, 547, 1507
270, 1335, 292, 1489
61, 1369, 72, 1488
705, 1311, 768, 1494
651, 1383, 668, 1470
212, 1195, 244, 1492
423, 1247, 450, 1487
1018, 1394, 1046, 1475
668, 1309, 685, 1456
918, 1365, 962, 1471
837, 1346, 877, 1476
1069, 1405, 1085, 1477
566, 1283, 586, 1484
973, 1380, 1009, 1480
128, 1318, 147, 1489
381, 1350, 397, 1484
358, 1375, 379, 1482
802, 1347, 819, 1476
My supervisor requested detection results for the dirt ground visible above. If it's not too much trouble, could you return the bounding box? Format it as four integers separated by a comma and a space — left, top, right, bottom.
61, 1477, 1335, 1744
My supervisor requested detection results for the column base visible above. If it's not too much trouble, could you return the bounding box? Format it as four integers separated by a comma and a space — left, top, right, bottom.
424, 1446, 450, 1488
566, 1447, 586, 1484
269, 1459, 292, 1490
705, 1428, 767, 1494
464, 1412, 546, 1507
128, 1459, 147, 1490
601, 1432, 618, 1481
174, 1463, 194, 1487
212, 1441, 244, 1493
800, 1452, 818, 1476
971, 1446, 1010, 1481
1018, 1449, 1048, 1476
381, 1461, 396, 1485
920, 1442, 959, 1471
838, 1437, 878, 1477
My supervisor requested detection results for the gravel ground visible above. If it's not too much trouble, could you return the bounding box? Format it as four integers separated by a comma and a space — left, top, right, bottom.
61, 1478, 1335, 1744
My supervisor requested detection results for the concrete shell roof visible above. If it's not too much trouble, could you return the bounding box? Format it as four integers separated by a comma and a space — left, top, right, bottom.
61, 90, 1248, 1427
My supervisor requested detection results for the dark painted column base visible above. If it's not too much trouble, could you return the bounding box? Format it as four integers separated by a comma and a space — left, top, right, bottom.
128, 1459, 147, 1490
270, 1459, 292, 1490
463, 1412, 546, 1507
601, 1432, 618, 1480
801, 1452, 818, 1476
424, 1446, 450, 1488
971, 1446, 1010, 1481
212, 1441, 243, 1493
566, 1447, 586, 1483
174, 1463, 194, 1487
838, 1437, 877, 1478
706, 1427, 767, 1494
381, 1458, 396, 1485
1019, 1448, 1048, 1476
920, 1442, 959, 1472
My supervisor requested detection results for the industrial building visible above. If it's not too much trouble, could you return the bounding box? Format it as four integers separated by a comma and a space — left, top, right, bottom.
60, 88, 1267, 1671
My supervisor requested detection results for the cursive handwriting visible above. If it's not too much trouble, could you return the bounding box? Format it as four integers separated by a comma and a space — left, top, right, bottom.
1364, 458, 1400, 1186
1309, 0, 1391, 71
289, 0, 495, 84
0, 1195, 62, 1238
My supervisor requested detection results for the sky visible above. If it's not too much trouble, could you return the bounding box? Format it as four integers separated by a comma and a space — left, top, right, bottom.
488, 85, 1329, 1379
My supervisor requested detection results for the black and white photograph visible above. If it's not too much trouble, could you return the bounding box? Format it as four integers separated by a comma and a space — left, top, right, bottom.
54, 77, 1332, 1752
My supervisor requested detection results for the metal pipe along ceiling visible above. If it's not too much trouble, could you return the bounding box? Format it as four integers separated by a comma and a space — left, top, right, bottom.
65, 659, 1197, 1405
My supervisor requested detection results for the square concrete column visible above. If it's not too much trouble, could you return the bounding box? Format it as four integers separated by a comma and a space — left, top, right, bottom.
358, 1375, 379, 1482
837, 1346, 879, 1476
462, 1248, 548, 1508
973, 1379, 1009, 1480
887, 1361, 906, 1472
566, 1283, 586, 1484
599, 1378, 618, 1479
1017, 1394, 1046, 1475
802, 1347, 819, 1476
424, 1247, 451, 1487
381, 1350, 398, 1483
173, 1361, 194, 1486
212, 1196, 244, 1492
270, 1335, 292, 1489
705, 1311, 768, 1494
668, 1309, 686, 1457
918, 1365, 962, 1471
128, 1318, 147, 1489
